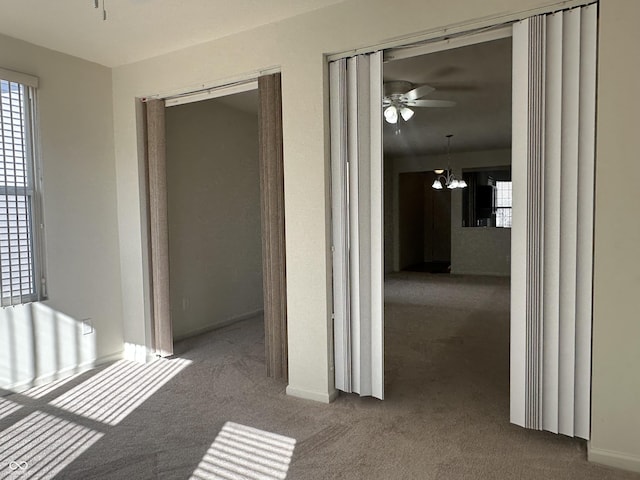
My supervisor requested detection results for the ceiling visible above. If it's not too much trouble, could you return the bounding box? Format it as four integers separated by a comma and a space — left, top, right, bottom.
0, 2, 511, 154
0, 0, 345, 67
174, 38, 512, 158
383, 37, 512, 156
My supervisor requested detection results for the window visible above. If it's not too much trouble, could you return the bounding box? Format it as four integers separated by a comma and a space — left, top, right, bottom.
495, 180, 512, 228
461, 168, 511, 228
0, 68, 45, 305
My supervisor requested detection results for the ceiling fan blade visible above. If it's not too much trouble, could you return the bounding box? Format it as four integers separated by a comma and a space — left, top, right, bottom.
430, 83, 480, 92
404, 85, 434, 101
411, 99, 456, 108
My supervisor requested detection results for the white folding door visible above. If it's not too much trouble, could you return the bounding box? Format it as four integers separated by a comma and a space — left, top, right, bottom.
511, 3, 597, 439
330, 52, 384, 399
328, 3, 597, 420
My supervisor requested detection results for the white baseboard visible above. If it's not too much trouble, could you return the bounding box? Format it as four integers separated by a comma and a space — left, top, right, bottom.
286, 385, 338, 403
97, 351, 124, 365
450, 269, 510, 277
588, 444, 640, 474
2, 350, 123, 393
173, 309, 264, 342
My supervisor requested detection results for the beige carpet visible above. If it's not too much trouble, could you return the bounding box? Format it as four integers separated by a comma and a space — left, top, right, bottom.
1, 273, 638, 479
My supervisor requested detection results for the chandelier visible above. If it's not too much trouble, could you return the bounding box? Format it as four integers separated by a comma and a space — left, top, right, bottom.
432, 135, 467, 190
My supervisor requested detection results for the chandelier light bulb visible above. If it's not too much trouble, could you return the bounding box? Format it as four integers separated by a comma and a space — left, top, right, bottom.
458, 179, 467, 188
384, 106, 398, 124
432, 179, 443, 190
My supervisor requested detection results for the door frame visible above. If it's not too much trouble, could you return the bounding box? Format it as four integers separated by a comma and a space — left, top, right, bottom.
329, 0, 596, 439
141, 73, 289, 380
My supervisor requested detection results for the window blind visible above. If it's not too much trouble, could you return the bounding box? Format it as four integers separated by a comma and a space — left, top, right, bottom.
0, 73, 45, 306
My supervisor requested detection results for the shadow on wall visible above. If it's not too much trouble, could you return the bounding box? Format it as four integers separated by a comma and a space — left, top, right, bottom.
0, 303, 97, 391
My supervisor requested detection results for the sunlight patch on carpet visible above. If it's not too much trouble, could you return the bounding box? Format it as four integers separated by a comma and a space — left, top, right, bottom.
49, 358, 191, 425
190, 422, 296, 480
21, 372, 84, 399
0, 396, 21, 420
0, 410, 103, 480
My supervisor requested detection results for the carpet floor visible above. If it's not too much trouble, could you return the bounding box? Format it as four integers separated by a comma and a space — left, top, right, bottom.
1, 273, 638, 479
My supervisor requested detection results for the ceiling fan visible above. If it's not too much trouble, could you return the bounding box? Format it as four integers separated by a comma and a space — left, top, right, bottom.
382, 81, 456, 124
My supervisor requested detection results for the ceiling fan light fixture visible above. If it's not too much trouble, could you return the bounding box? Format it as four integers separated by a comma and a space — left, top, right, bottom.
383, 81, 454, 128
384, 105, 398, 124
400, 106, 414, 121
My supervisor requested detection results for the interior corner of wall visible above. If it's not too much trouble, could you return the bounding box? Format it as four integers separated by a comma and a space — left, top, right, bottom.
123, 342, 152, 363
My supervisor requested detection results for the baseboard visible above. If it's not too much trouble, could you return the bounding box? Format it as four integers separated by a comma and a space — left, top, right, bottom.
450, 270, 510, 277
588, 444, 640, 474
173, 309, 264, 342
1, 350, 123, 393
286, 385, 338, 404
97, 350, 124, 365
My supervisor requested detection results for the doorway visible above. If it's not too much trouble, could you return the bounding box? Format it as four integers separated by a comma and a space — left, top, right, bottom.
165, 91, 263, 342
143, 74, 288, 380
384, 35, 513, 275
331, 2, 597, 442
398, 171, 451, 273
382, 34, 513, 405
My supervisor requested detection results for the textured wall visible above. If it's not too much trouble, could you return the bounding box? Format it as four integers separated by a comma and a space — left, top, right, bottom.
589, 0, 640, 472
165, 97, 262, 339
0, 33, 123, 389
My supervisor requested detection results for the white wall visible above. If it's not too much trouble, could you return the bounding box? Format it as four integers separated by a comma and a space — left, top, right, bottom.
451, 228, 511, 276
0, 34, 123, 390
388, 149, 511, 276
589, 0, 640, 473
110, 0, 640, 470
165, 98, 262, 340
